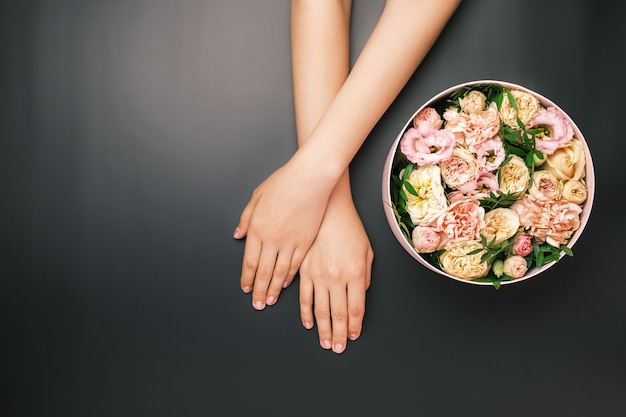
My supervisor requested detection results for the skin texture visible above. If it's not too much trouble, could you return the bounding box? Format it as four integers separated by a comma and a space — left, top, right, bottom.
234, 0, 462, 353
290, 0, 371, 354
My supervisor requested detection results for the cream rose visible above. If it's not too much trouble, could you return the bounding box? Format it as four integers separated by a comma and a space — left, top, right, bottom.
511, 195, 582, 247
412, 226, 441, 253
503, 255, 528, 279
439, 240, 490, 280
543, 138, 586, 181
481, 207, 520, 245
433, 198, 485, 248
439, 145, 479, 189
498, 155, 530, 195
528, 170, 561, 201
499, 89, 541, 128
404, 165, 449, 226
459, 90, 487, 114
561, 179, 588, 205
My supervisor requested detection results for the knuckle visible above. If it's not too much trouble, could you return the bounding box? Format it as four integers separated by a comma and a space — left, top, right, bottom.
299, 292, 313, 305
350, 262, 368, 278
255, 266, 273, 280
314, 305, 330, 318
242, 257, 258, 272
331, 308, 348, 321
273, 263, 290, 279
348, 305, 365, 318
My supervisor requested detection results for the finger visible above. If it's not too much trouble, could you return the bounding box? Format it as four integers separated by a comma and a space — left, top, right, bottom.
250, 245, 279, 310
313, 287, 332, 350
346, 279, 367, 342
233, 192, 258, 239
299, 273, 314, 330
365, 249, 374, 290
328, 288, 348, 354
265, 249, 294, 306
283, 247, 306, 289
240, 237, 262, 294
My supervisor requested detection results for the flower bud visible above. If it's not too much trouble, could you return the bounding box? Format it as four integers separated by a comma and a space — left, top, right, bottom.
533, 152, 546, 167
492, 260, 505, 277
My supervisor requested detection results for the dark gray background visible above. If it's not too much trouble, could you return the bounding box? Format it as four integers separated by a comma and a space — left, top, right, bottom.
2, 1, 625, 416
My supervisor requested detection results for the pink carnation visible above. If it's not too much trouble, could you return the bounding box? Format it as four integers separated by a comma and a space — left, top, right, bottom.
444, 102, 500, 149
511, 195, 582, 247
399, 125, 456, 165
529, 107, 574, 155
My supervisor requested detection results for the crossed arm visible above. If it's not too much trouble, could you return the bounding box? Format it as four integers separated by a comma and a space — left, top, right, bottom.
234, 0, 461, 352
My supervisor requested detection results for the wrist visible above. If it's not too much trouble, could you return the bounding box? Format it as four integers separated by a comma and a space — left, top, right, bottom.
291, 142, 346, 185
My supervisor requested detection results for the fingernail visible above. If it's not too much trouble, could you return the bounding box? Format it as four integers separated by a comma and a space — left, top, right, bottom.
349, 333, 359, 341
242, 286, 251, 293
233, 227, 240, 238
253, 300, 265, 310
266, 295, 275, 305
321, 340, 331, 349
282, 281, 290, 288
303, 321, 312, 329
333, 343, 344, 353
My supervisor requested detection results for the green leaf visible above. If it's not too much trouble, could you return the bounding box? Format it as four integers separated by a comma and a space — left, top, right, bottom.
404, 181, 419, 197
506, 89, 519, 111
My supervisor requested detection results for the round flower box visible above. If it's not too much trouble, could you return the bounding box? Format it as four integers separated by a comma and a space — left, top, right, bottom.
381, 80, 595, 287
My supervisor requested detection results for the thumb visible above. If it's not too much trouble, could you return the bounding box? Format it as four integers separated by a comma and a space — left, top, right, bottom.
233, 197, 256, 239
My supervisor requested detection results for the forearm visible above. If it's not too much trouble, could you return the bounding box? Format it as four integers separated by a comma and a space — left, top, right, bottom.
292, 0, 461, 182
291, 0, 354, 201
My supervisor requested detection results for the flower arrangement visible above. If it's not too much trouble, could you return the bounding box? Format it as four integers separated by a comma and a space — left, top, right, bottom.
384, 81, 594, 287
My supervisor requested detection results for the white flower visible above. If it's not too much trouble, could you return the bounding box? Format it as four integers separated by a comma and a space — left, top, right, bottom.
561, 179, 588, 205
498, 155, 530, 195
439, 240, 490, 280
528, 170, 561, 201
499, 89, 541, 128
459, 90, 487, 114
481, 208, 520, 245
543, 138, 586, 181
404, 165, 449, 226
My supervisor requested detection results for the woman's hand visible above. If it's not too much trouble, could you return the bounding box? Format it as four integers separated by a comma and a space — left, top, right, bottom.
299, 176, 373, 354
234, 154, 336, 310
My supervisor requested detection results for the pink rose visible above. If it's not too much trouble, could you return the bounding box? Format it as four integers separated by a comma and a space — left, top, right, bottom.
433, 198, 485, 248
413, 107, 443, 130
529, 107, 574, 155
503, 255, 528, 279
399, 125, 456, 165
439, 146, 479, 189
528, 170, 561, 201
511, 232, 533, 256
511, 195, 582, 247
412, 226, 441, 253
